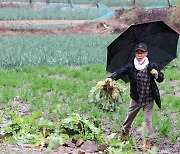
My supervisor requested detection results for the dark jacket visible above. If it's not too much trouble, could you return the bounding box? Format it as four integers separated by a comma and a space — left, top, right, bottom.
109, 61, 164, 109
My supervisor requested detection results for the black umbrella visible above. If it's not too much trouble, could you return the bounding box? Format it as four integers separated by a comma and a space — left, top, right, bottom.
106, 21, 179, 82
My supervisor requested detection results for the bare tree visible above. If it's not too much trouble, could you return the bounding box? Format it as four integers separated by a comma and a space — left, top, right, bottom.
131, 0, 136, 7
167, 0, 172, 7
89, 0, 100, 8
67, 0, 73, 8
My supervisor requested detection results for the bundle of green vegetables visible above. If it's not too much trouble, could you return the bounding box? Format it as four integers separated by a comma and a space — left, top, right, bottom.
89, 78, 124, 111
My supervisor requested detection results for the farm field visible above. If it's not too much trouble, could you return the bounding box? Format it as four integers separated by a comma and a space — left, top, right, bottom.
0, 0, 180, 154
0, 35, 179, 153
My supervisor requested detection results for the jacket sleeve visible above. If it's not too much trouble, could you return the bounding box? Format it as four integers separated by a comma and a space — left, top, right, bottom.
153, 63, 164, 83
108, 63, 130, 81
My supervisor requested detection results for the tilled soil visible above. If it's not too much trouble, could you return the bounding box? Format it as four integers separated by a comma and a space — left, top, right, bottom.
0, 100, 179, 154
0, 19, 129, 36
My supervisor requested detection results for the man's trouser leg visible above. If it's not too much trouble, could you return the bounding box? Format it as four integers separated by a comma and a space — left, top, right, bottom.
142, 101, 154, 138
122, 99, 141, 133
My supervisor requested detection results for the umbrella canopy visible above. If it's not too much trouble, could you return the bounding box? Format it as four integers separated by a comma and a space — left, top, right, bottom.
107, 21, 179, 82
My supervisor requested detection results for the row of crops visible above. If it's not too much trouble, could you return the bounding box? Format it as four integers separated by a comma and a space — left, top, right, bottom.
0, 0, 179, 7
0, 35, 116, 69
0, 0, 179, 30
0, 6, 111, 21
0, 2, 113, 22
0, 35, 179, 69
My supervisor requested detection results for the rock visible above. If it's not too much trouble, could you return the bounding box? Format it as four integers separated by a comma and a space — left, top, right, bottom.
0, 133, 12, 140
78, 149, 85, 154
76, 139, 84, 147
69, 148, 79, 154
160, 150, 170, 154
20, 144, 32, 148
80, 140, 98, 152
13, 96, 20, 101
113, 27, 122, 34
63, 140, 76, 148
99, 143, 109, 151
0, 133, 5, 139
58, 146, 78, 154
103, 129, 111, 135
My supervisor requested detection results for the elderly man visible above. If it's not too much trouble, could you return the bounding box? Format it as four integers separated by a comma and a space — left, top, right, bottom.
108, 43, 164, 148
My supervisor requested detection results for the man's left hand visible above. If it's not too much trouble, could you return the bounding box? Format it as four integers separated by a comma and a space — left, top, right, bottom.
150, 69, 158, 78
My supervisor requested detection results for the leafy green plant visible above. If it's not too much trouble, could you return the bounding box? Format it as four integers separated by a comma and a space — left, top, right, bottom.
37, 117, 54, 136
0, 110, 106, 149
59, 113, 105, 145
104, 133, 137, 154
89, 78, 125, 111
106, 140, 135, 154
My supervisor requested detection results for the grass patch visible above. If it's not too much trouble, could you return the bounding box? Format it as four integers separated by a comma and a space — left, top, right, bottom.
0, 61, 179, 141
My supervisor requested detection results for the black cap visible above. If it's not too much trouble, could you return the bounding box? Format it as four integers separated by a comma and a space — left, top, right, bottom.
134, 43, 147, 52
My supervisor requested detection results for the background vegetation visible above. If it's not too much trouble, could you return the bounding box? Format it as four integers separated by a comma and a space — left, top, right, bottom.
0, 7, 109, 20
0, 0, 179, 7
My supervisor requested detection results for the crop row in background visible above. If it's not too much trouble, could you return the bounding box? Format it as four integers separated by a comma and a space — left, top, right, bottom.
0, 35, 179, 69
0, 0, 178, 7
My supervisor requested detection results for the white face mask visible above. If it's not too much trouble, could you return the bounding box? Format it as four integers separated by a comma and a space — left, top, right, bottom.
134, 57, 149, 70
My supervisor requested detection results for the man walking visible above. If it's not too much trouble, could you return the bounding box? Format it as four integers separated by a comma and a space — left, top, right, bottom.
108, 43, 164, 148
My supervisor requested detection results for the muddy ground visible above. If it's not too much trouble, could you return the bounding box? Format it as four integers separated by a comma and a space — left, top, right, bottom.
0, 98, 179, 154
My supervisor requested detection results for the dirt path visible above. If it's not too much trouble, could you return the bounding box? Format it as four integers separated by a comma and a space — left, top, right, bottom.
0, 19, 129, 35
0, 20, 91, 35
0, 20, 88, 27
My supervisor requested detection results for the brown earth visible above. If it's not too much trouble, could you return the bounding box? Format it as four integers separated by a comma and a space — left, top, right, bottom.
0, 18, 179, 36
0, 19, 129, 36
1, 95, 179, 154
0, 7, 179, 36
